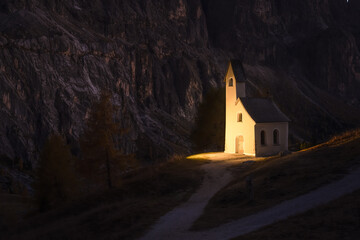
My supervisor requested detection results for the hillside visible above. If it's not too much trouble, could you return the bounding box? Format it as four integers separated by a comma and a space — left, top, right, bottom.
236, 189, 360, 239
0, 0, 360, 167
3, 129, 360, 239
192, 129, 360, 230
1, 157, 207, 239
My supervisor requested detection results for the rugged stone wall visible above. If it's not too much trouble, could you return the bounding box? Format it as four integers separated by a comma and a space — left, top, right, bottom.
0, 0, 359, 165
0, 0, 226, 165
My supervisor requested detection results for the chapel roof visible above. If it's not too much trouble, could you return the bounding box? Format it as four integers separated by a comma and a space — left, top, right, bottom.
240, 98, 290, 123
230, 59, 246, 82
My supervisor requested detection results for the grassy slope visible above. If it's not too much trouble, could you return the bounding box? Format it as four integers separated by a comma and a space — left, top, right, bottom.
3, 157, 207, 240
234, 189, 360, 240
192, 129, 360, 230
0, 193, 33, 233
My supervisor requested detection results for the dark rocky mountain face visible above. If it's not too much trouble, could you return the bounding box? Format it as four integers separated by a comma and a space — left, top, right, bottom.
0, 0, 359, 166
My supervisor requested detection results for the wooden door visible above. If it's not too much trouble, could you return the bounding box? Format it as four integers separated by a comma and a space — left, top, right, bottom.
236, 136, 244, 154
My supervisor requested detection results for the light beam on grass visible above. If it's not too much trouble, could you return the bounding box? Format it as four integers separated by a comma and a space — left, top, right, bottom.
187, 152, 260, 161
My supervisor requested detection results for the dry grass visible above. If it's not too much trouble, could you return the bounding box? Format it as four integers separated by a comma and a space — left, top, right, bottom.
0, 194, 33, 233
234, 189, 360, 240
3, 156, 206, 240
192, 129, 360, 230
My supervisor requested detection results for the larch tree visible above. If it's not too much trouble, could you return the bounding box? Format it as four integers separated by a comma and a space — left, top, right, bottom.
80, 90, 129, 189
34, 134, 77, 211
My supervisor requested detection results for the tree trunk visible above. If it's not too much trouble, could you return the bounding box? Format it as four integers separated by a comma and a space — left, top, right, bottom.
105, 149, 112, 189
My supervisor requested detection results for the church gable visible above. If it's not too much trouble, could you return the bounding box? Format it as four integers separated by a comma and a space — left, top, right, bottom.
235, 98, 255, 125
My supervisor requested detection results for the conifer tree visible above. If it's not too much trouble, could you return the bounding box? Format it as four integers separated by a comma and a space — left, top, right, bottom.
191, 88, 225, 151
34, 134, 77, 211
80, 90, 123, 189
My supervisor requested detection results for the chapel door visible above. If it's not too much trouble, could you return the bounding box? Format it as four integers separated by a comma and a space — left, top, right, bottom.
236, 136, 244, 154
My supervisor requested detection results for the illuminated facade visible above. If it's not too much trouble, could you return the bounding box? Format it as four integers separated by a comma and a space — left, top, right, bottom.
224, 60, 289, 156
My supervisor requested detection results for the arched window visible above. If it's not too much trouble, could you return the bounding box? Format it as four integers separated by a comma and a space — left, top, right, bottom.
261, 130, 266, 146
229, 78, 233, 87
273, 129, 279, 145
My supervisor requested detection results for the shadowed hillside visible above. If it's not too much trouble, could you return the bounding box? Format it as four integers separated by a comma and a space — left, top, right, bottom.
192, 129, 360, 230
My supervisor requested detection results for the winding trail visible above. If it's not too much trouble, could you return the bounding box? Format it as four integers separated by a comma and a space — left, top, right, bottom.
140, 153, 360, 240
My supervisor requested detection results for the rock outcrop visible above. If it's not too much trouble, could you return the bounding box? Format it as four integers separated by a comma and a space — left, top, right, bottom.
0, 0, 359, 166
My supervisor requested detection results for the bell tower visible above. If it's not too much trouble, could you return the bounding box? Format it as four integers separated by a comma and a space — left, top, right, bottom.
224, 60, 246, 153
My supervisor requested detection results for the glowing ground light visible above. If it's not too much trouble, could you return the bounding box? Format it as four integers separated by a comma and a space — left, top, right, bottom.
186, 152, 254, 161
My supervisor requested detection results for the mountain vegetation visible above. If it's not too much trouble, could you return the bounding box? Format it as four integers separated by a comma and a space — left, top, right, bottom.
2, 156, 206, 239
79, 90, 134, 189
34, 134, 78, 211
191, 87, 225, 151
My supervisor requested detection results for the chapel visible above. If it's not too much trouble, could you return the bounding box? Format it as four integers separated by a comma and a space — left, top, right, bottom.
224, 60, 290, 156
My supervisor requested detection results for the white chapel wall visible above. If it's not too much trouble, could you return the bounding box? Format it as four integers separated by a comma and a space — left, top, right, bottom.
254, 122, 288, 156
225, 62, 255, 155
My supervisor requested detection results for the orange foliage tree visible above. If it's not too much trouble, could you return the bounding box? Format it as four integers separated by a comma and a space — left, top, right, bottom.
34, 134, 77, 211
80, 91, 134, 189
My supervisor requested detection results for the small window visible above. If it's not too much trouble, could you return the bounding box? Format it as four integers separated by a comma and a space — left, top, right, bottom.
261, 130, 266, 146
237, 113, 242, 122
229, 78, 233, 87
273, 129, 279, 145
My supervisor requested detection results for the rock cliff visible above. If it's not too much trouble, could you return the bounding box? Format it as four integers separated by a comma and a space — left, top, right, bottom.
0, 0, 359, 166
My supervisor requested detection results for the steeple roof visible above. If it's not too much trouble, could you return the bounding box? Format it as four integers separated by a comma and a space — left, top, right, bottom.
230, 59, 246, 82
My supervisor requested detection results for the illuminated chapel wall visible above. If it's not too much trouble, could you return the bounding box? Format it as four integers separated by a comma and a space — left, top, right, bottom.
224, 64, 255, 155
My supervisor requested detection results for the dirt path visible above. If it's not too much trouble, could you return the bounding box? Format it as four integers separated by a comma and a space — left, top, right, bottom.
140, 154, 250, 240
140, 155, 360, 240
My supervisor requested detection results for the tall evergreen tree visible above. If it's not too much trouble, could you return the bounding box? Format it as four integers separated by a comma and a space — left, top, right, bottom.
191, 88, 225, 151
34, 134, 77, 211
80, 91, 124, 189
